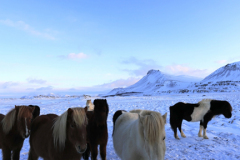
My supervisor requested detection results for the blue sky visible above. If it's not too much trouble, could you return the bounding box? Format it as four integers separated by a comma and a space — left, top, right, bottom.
0, 0, 240, 96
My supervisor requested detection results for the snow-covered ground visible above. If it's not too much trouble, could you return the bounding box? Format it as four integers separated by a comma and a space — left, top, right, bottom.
0, 93, 240, 160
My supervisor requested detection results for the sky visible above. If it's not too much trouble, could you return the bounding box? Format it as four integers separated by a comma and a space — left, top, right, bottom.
0, 0, 240, 96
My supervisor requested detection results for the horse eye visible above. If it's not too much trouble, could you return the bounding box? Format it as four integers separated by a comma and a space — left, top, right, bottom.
163, 137, 165, 140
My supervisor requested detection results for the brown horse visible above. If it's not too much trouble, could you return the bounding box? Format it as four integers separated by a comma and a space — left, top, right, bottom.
28, 107, 88, 160
82, 99, 109, 160
0, 105, 35, 160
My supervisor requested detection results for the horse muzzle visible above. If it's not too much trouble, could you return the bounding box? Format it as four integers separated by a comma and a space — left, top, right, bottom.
75, 144, 87, 154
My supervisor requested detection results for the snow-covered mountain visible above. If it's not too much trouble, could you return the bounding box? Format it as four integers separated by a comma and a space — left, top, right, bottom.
105, 69, 201, 96
105, 61, 240, 96
188, 61, 240, 93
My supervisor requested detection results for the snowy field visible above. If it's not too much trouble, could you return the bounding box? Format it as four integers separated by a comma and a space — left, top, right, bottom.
0, 93, 240, 160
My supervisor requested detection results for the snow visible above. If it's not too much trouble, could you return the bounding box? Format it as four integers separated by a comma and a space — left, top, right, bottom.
0, 93, 240, 159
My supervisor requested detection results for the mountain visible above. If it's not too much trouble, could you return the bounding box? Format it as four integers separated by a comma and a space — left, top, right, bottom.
202, 62, 240, 82
104, 69, 201, 96
188, 61, 240, 93
104, 61, 240, 97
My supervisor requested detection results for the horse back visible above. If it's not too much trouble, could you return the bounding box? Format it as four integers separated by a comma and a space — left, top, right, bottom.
31, 114, 58, 133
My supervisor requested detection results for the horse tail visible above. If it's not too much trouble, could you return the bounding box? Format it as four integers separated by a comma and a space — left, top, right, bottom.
169, 106, 177, 131
138, 110, 164, 145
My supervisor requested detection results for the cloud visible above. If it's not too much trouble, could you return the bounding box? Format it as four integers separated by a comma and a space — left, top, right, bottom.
163, 64, 210, 78
36, 86, 53, 91
96, 77, 140, 89
67, 53, 87, 59
122, 57, 162, 76
59, 53, 88, 61
0, 81, 19, 89
0, 19, 55, 40
216, 60, 228, 64
27, 78, 46, 84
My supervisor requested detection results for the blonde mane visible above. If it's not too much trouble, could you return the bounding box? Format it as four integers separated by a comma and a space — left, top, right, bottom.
138, 110, 165, 145
1, 105, 30, 134
52, 107, 87, 151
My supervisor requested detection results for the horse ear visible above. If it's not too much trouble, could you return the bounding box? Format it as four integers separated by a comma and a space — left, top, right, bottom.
162, 112, 167, 124
67, 108, 73, 117
84, 106, 88, 113
15, 105, 19, 110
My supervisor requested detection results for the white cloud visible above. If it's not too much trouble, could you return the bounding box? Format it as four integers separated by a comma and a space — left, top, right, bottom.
0, 19, 55, 40
27, 78, 46, 84
67, 53, 87, 60
122, 57, 162, 76
163, 64, 210, 78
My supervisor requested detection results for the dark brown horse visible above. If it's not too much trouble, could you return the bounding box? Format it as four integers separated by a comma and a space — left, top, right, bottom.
0, 105, 35, 160
28, 107, 88, 160
82, 99, 109, 160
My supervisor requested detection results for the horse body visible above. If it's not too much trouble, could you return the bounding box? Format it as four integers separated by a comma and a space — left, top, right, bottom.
0, 106, 35, 160
82, 99, 109, 160
28, 107, 88, 160
113, 110, 167, 160
170, 99, 232, 139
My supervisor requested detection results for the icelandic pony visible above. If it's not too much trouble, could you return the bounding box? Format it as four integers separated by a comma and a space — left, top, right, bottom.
82, 99, 109, 160
86, 100, 94, 111
169, 99, 232, 139
112, 109, 167, 160
28, 107, 88, 160
0, 105, 35, 160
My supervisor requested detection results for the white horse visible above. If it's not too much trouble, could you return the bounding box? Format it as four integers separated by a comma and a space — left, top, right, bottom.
113, 109, 167, 160
86, 100, 94, 111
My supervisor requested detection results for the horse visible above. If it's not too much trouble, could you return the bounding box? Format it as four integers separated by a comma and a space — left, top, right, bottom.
86, 100, 94, 111
0, 105, 35, 160
169, 99, 232, 139
28, 107, 88, 160
112, 109, 167, 160
82, 99, 109, 160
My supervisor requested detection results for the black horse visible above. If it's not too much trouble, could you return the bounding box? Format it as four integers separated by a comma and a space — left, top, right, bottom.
169, 99, 232, 139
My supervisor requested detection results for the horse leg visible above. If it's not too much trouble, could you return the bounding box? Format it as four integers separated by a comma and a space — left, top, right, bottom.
90, 144, 98, 160
27, 148, 39, 160
82, 143, 90, 160
2, 145, 11, 160
100, 144, 107, 160
198, 121, 203, 137
178, 119, 186, 138
12, 147, 21, 160
170, 114, 179, 139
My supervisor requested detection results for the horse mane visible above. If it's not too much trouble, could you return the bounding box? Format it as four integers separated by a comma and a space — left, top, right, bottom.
52, 107, 87, 151
1, 105, 31, 134
138, 110, 164, 145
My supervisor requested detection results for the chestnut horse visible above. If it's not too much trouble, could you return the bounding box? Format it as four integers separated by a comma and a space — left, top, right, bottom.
0, 105, 35, 160
28, 107, 88, 160
82, 99, 109, 160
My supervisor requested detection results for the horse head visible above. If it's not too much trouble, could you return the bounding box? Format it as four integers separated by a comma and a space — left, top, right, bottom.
66, 107, 88, 154
93, 99, 109, 126
222, 101, 232, 118
16, 105, 35, 138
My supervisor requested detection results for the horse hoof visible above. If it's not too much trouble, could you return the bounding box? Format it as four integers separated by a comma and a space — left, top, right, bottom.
181, 134, 186, 138
198, 134, 203, 137
203, 136, 209, 139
